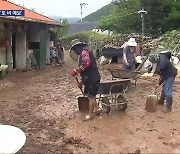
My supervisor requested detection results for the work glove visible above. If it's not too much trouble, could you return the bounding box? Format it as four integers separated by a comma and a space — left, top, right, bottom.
71, 69, 78, 77
142, 72, 154, 77
148, 72, 154, 77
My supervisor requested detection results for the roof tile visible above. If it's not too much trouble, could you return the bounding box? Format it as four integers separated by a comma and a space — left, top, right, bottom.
0, 0, 56, 22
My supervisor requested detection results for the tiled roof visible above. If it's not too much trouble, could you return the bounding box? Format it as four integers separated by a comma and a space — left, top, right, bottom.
0, 0, 59, 24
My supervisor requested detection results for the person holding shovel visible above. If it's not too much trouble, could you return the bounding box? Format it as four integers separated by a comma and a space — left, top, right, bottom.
148, 53, 177, 113
70, 42, 101, 120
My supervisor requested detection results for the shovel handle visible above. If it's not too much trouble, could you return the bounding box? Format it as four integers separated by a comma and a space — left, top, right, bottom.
153, 84, 159, 94
135, 56, 148, 71
74, 77, 85, 96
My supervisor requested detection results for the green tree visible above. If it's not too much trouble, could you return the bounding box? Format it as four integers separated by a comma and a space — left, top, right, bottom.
97, 0, 179, 37
98, 15, 117, 32
141, 0, 170, 37
164, 0, 180, 31
98, 0, 141, 34
52, 19, 70, 39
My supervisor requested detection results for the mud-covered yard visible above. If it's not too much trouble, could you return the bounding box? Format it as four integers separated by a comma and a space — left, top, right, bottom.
0, 59, 180, 154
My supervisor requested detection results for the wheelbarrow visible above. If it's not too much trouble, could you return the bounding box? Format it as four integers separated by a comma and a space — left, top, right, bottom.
107, 69, 141, 87
96, 79, 131, 114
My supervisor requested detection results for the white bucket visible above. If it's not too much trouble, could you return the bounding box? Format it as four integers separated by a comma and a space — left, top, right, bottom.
0, 125, 26, 154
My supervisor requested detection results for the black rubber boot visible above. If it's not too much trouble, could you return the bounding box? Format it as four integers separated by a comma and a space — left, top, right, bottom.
163, 98, 172, 113
158, 91, 165, 105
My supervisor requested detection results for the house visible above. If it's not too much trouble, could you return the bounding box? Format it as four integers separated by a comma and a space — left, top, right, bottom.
0, 0, 62, 71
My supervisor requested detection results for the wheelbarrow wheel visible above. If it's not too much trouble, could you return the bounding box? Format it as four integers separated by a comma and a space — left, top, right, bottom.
117, 95, 127, 111
100, 97, 110, 114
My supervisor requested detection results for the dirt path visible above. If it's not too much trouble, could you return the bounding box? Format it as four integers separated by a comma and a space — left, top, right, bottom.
0, 59, 180, 153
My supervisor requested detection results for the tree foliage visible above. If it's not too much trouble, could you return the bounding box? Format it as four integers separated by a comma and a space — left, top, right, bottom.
141, 0, 170, 37
52, 19, 70, 39
164, 0, 180, 31
98, 0, 141, 34
97, 0, 180, 37
141, 0, 180, 37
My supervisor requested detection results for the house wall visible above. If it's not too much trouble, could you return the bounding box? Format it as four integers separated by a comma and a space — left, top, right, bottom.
0, 22, 3, 29
0, 24, 12, 70
28, 23, 48, 66
0, 21, 27, 71
0, 20, 54, 71
28, 23, 40, 42
46, 33, 50, 63
16, 31, 26, 69
6, 31, 13, 71
0, 23, 6, 65
38, 27, 47, 69
0, 47, 6, 65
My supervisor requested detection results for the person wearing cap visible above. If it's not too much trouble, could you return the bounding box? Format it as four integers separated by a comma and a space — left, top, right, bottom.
70, 42, 101, 120
148, 53, 177, 112
122, 38, 137, 71
143, 49, 173, 77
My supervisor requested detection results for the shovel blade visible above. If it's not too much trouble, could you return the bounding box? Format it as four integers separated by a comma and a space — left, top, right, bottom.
78, 97, 89, 112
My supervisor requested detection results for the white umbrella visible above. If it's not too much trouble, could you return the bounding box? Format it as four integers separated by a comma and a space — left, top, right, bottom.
0, 125, 26, 154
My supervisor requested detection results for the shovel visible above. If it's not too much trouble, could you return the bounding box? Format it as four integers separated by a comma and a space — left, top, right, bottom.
74, 77, 89, 112
145, 85, 159, 112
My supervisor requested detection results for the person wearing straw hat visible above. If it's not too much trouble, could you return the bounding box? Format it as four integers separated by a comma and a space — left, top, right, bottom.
122, 38, 137, 71
70, 42, 101, 121
148, 53, 177, 113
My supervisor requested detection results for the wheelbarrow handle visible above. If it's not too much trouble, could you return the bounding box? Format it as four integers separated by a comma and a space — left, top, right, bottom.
74, 77, 85, 96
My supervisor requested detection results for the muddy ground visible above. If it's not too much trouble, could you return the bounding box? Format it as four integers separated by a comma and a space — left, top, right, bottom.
0, 57, 180, 154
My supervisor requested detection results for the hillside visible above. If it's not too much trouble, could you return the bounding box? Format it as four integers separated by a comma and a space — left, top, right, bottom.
83, 2, 115, 22
49, 2, 115, 23
49, 15, 80, 23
